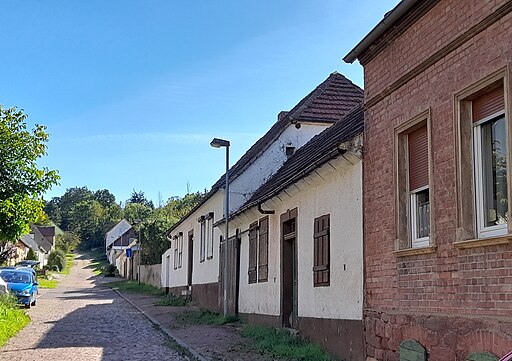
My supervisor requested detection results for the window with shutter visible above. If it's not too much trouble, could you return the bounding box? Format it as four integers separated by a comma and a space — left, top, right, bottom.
408, 125, 430, 247
199, 216, 206, 262
395, 113, 432, 251
248, 221, 258, 284
472, 84, 507, 238
258, 217, 269, 282
313, 215, 330, 287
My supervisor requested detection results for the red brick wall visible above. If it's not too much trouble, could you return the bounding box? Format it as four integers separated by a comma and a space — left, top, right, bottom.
363, 0, 512, 359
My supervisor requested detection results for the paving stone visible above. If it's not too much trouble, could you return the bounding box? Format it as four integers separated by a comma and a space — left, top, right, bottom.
0, 256, 187, 361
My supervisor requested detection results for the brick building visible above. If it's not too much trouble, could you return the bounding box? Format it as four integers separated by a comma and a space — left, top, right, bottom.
345, 0, 512, 360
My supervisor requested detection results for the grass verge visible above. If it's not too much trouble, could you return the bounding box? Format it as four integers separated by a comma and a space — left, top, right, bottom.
175, 309, 239, 326
38, 278, 58, 289
241, 324, 335, 361
60, 253, 76, 275
105, 280, 166, 296
156, 293, 189, 307
0, 294, 30, 347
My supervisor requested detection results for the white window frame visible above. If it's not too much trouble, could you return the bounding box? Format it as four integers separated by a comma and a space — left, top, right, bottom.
177, 232, 183, 268
409, 185, 430, 248
473, 110, 508, 239
199, 218, 206, 262
206, 213, 214, 259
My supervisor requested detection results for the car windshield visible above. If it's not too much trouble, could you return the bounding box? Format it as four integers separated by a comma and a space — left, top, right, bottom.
0, 271, 31, 284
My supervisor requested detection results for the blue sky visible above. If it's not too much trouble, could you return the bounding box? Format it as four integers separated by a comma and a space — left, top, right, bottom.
1, 0, 399, 204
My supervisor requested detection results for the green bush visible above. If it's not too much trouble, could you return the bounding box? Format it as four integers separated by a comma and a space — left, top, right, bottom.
104, 264, 117, 277
26, 248, 37, 261
48, 250, 66, 272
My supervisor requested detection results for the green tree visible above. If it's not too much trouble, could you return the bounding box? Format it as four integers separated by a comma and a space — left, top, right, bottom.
0, 106, 59, 243
126, 190, 154, 209
56, 186, 94, 231
69, 200, 103, 249
124, 202, 152, 225
94, 189, 116, 208
26, 248, 38, 261
140, 191, 206, 264
55, 232, 80, 253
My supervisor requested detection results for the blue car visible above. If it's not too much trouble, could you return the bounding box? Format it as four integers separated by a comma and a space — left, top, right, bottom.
0, 269, 38, 308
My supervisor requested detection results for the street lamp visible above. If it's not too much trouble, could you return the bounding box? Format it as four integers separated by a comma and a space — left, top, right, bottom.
210, 137, 230, 317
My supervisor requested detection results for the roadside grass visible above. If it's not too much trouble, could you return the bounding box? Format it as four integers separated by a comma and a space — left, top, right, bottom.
59, 253, 76, 275
0, 294, 30, 347
175, 309, 240, 326
105, 280, 166, 296
156, 293, 189, 307
241, 324, 336, 361
85, 250, 109, 276
38, 252, 76, 288
38, 278, 58, 289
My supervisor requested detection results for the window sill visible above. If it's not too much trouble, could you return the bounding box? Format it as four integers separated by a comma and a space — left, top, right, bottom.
453, 235, 512, 249
393, 245, 437, 257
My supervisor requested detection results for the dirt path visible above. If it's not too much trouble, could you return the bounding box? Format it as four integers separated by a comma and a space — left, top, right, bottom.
0, 255, 187, 361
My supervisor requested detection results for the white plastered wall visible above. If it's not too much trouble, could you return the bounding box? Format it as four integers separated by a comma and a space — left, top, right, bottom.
161, 122, 331, 291
228, 123, 331, 212
163, 191, 224, 289
235, 155, 363, 320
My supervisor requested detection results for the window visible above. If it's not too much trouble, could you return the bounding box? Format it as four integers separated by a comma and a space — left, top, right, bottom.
173, 236, 178, 270
206, 212, 214, 259
313, 215, 330, 287
177, 232, 183, 268
248, 222, 258, 284
199, 216, 206, 262
395, 111, 432, 250
472, 86, 507, 238
248, 217, 270, 284
258, 217, 269, 282
408, 126, 430, 247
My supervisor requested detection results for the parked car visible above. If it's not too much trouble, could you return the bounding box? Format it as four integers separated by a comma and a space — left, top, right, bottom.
0, 269, 38, 307
15, 260, 40, 268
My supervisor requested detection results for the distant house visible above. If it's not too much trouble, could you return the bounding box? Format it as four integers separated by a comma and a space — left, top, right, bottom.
162, 72, 364, 314
30, 225, 56, 266
19, 234, 44, 264
105, 219, 132, 263
228, 106, 364, 361
111, 227, 139, 279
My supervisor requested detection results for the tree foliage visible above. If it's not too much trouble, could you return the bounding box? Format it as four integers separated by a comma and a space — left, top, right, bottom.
56, 232, 80, 253
126, 190, 154, 209
0, 106, 59, 243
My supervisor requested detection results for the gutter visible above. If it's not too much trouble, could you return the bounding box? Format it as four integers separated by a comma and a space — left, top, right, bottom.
343, 0, 420, 63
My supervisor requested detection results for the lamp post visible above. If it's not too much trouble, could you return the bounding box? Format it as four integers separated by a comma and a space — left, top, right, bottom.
210, 137, 230, 317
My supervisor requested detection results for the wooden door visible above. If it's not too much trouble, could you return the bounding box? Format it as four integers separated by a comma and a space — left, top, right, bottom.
281, 210, 298, 328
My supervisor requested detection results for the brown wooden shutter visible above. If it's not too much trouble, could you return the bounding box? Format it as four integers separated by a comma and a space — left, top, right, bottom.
408, 126, 429, 191
258, 217, 268, 282
313, 215, 330, 287
248, 222, 258, 284
473, 86, 505, 122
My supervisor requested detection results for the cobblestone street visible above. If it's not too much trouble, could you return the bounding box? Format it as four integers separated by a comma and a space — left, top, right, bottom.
0, 255, 187, 361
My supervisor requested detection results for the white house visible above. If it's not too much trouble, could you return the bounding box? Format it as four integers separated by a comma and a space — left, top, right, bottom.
162, 72, 364, 313
105, 219, 132, 263
227, 106, 364, 361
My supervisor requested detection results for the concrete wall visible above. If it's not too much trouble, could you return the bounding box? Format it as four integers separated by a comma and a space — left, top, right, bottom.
361, 0, 512, 359
139, 264, 161, 289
